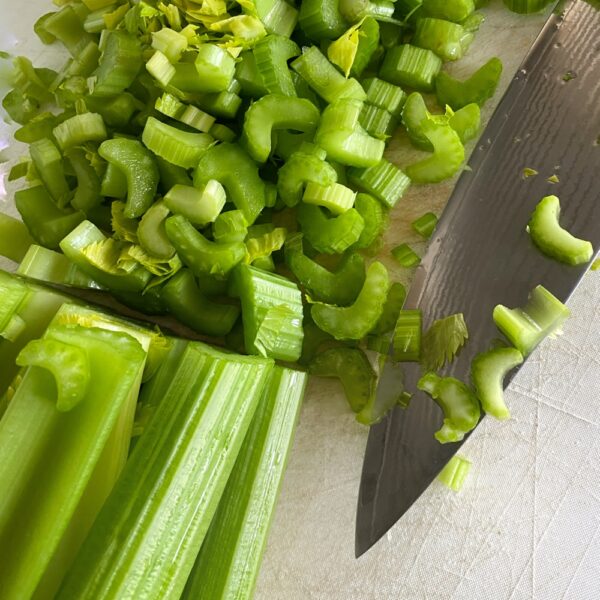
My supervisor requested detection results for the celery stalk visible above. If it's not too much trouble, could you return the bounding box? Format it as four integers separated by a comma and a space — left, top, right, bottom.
57, 343, 274, 600
184, 366, 307, 600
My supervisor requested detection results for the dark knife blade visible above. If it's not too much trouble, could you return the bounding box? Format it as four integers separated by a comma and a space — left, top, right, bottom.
356, 0, 600, 557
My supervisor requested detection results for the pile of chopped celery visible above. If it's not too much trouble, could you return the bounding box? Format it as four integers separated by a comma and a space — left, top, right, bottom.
0, 270, 306, 600
1, 0, 544, 427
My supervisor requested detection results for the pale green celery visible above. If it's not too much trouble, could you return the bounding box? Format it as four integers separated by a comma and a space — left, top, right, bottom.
0, 213, 35, 263
57, 343, 273, 600
0, 306, 148, 600
437, 455, 471, 492
0, 271, 30, 343
183, 366, 307, 600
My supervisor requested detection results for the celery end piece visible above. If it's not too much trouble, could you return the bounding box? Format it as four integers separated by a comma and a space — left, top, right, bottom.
437, 455, 472, 492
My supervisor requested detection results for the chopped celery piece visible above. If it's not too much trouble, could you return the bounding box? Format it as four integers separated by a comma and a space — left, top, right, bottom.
236, 51, 269, 98
253, 34, 300, 97
183, 366, 306, 600
302, 181, 356, 215
291, 46, 366, 104
393, 309, 422, 361
84, 92, 139, 128
298, 0, 348, 40
360, 104, 398, 140
328, 20, 362, 77
43, 5, 96, 56
297, 203, 365, 254
60, 220, 152, 292
372, 282, 407, 335
142, 116, 214, 169
380, 44, 442, 92
528, 195, 594, 266
0, 314, 147, 600
436, 57, 503, 109
0, 275, 29, 342
156, 156, 193, 192
310, 347, 376, 412
162, 269, 240, 337
29, 138, 71, 208
349, 159, 411, 208
285, 233, 366, 305
164, 182, 226, 226
165, 214, 246, 279
92, 30, 142, 97
405, 121, 465, 184
15, 186, 84, 250
155, 92, 185, 119
471, 346, 523, 420
412, 212, 438, 238
53, 113, 107, 151
213, 210, 249, 244
209, 123, 237, 143
67, 148, 102, 213
315, 98, 385, 168
339, 0, 396, 23
449, 103, 481, 143
146, 50, 176, 87
423, 0, 475, 22
151, 28, 187, 63
242, 94, 320, 163
413, 17, 472, 62
353, 192, 388, 251
417, 372, 480, 443
362, 77, 406, 118
194, 143, 266, 225
99, 138, 159, 218
421, 313, 469, 371
15, 112, 57, 143
503, 0, 553, 13
233, 264, 304, 361
311, 261, 389, 340
437, 455, 472, 492
392, 243, 421, 267
194, 44, 236, 93
180, 105, 215, 133
351, 17, 380, 78
0, 213, 35, 263
245, 227, 287, 263
132, 200, 176, 258
493, 285, 570, 356
57, 343, 273, 600
101, 162, 127, 199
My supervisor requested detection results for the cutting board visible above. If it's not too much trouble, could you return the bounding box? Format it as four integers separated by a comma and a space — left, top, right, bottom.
1, 3, 599, 599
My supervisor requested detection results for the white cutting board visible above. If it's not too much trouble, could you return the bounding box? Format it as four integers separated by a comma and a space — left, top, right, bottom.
1, 3, 599, 599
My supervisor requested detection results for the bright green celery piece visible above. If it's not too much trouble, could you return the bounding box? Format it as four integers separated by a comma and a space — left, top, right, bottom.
0, 307, 148, 600
193, 44, 236, 92
0, 271, 30, 342
209, 123, 236, 142
405, 121, 465, 183
42, 4, 95, 57
164, 181, 226, 226
448, 103, 481, 144
60, 220, 152, 292
423, 0, 475, 22
0, 213, 35, 264
165, 214, 246, 279
302, 181, 356, 215
392, 243, 421, 267
15, 186, 84, 250
311, 261, 389, 340
213, 210, 249, 244
310, 347, 376, 412
284, 233, 366, 305
183, 366, 306, 600
17, 245, 101, 289
236, 51, 269, 98
360, 103, 398, 139
67, 148, 103, 213
232, 264, 304, 361
351, 17, 380, 78
393, 309, 422, 361
57, 342, 273, 600
493, 285, 570, 356
161, 269, 240, 337
179, 105, 215, 133
194, 143, 266, 225
437, 455, 471, 492
417, 371, 480, 443
315, 98, 385, 168
298, 0, 349, 40
380, 44, 442, 92
253, 34, 300, 96
245, 227, 287, 264
92, 30, 142, 97
84, 5, 118, 33
193, 88, 243, 120
277, 149, 338, 207
436, 57, 503, 109
503, 0, 553, 13
297, 203, 365, 254
348, 159, 411, 208
413, 17, 471, 62
252, 0, 297, 36
137, 202, 175, 259
156, 156, 193, 193
34, 11, 57, 43
471, 346, 523, 420
242, 94, 320, 163
291, 46, 366, 104
412, 211, 438, 238
362, 77, 406, 118
142, 116, 214, 169
151, 28, 188, 63
53, 113, 107, 151
146, 50, 176, 87
14, 112, 57, 143
372, 282, 407, 335
527, 195, 594, 266
101, 162, 127, 199
353, 192, 389, 250
84, 93, 140, 128
65, 41, 100, 77
29, 138, 71, 208
99, 138, 159, 218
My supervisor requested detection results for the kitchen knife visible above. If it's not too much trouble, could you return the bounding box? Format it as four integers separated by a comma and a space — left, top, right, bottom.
356, 0, 600, 557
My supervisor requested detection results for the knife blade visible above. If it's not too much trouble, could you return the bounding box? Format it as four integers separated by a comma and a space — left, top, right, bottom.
356, 0, 600, 557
